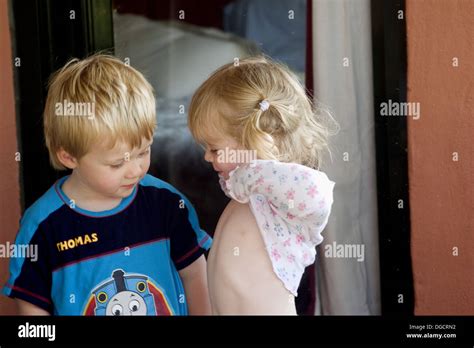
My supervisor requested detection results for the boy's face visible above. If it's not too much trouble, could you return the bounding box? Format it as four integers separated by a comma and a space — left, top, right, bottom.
73, 137, 152, 199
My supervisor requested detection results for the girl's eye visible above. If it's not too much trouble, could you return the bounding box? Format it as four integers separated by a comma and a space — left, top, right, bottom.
210, 149, 218, 154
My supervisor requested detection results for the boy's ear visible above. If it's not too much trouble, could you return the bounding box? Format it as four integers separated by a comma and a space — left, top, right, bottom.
56, 148, 79, 169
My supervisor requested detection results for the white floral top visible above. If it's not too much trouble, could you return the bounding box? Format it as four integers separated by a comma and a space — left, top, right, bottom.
219, 160, 335, 296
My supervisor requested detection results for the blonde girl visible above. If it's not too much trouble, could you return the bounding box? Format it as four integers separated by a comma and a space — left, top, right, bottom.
188, 56, 337, 315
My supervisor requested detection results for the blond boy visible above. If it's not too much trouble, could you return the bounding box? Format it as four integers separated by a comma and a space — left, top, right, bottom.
3, 55, 212, 315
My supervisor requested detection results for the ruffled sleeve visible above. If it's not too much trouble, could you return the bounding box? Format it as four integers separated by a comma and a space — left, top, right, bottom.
219, 160, 335, 296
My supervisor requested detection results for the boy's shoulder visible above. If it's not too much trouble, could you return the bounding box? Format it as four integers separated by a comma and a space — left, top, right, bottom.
139, 174, 190, 205
18, 174, 196, 236
140, 174, 180, 193
139, 174, 212, 251
19, 178, 65, 237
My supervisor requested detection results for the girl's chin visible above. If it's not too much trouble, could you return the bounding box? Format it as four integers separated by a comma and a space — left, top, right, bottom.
217, 172, 229, 180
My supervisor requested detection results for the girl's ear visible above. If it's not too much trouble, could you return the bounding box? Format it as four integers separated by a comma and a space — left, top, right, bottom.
56, 148, 79, 169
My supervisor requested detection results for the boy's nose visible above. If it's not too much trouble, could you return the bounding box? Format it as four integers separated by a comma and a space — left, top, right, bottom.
127, 161, 142, 178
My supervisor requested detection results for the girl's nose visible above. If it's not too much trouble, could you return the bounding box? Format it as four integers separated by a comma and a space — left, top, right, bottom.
204, 149, 213, 163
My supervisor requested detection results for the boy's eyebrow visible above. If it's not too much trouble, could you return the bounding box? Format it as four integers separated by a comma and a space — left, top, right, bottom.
107, 141, 153, 163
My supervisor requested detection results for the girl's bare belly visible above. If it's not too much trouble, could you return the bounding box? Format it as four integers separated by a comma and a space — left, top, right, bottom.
207, 200, 297, 315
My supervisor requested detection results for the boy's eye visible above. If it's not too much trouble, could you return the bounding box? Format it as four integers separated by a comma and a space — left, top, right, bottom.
138, 148, 150, 157
110, 162, 124, 169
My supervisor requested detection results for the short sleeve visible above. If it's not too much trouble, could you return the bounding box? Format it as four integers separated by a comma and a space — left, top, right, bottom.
218, 160, 335, 295
221, 160, 335, 234
167, 192, 212, 271
3, 217, 53, 313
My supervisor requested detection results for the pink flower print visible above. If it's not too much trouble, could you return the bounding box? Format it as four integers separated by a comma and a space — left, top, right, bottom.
287, 254, 296, 263
271, 248, 281, 261
300, 170, 310, 180
283, 238, 291, 247
306, 184, 319, 198
318, 199, 326, 208
253, 164, 263, 174
265, 184, 274, 194
269, 207, 278, 217
286, 212, 295, 220
255, 175, 265, 186
254, 203, 263, 213
285, 188, 295, 200
298, 202, 307, 212
296, 233, 305, 245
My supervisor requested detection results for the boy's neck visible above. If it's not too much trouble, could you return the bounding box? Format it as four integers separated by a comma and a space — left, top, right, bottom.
61, 173, 123, 212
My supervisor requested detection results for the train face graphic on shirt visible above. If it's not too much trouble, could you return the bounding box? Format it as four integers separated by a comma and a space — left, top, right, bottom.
82, 269, 174, 316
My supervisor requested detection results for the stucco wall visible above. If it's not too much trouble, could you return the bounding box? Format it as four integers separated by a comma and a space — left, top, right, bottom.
0, 0, 21, 315
407, 0, 474, 314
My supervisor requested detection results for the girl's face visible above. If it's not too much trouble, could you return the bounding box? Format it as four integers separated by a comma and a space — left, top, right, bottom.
203, 137, 245, 180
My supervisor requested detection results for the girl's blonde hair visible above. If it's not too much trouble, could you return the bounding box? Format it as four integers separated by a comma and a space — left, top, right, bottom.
188, 56, 338, 169
43, 54, 156, 170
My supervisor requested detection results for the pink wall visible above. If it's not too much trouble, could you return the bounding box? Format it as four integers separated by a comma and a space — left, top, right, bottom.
0, 0, 21, 314
407, 0, 474, 314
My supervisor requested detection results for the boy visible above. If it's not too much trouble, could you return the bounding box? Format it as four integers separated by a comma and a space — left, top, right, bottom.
2, 54, 212, 315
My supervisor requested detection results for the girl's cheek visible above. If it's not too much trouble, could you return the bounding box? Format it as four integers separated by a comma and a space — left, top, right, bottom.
223, 162, 239, 172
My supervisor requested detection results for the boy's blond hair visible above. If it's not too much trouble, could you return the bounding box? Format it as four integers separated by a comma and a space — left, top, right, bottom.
44, 54, 156, 170
188, 56, 338, 170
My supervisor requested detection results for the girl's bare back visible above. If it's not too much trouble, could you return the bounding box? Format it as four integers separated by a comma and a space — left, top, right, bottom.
207, 200, 296, 315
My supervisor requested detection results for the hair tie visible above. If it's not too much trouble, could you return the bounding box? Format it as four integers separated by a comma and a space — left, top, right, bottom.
259, 99, 270, 112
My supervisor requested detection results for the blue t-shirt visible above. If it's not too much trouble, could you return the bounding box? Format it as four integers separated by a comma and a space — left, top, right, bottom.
3, 174, 212, 315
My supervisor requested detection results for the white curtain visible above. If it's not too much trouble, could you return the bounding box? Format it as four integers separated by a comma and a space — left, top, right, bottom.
312, 0, 381, 315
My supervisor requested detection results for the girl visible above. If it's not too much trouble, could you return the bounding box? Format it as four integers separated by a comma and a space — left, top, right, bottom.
188, 56, 337, 315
